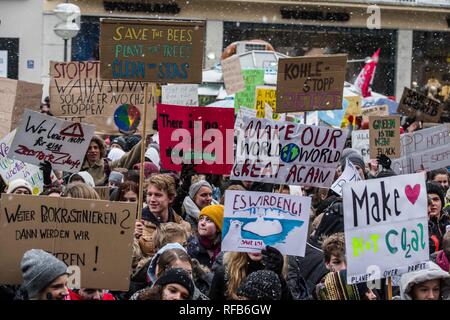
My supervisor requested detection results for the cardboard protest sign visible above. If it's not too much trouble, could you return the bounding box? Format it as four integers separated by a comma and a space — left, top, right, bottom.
100, 19, 205, 83
161, 84, 198, 106
7, 110, 95, 173
391, 124, 450, 174
276, 54, 347, 113
0, 130, 55, 195
50, 61, 157, 135
255, 86, 282, 120
369, 115, 401, 159
222, 55, 245, 95
331, 158, 362, 196
0, 194, 137, 291
397, 87, 444, 123
0, 78, 43, 138
361, 105, 389, 121
157, 103, 234, 174
343, 173, 429, 284
231, 117, 347, 188
222, 190, 311, 256
234, 69, 265, 112
351, 129, 370, 162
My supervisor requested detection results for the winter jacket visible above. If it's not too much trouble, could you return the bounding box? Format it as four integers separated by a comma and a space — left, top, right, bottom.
429, 212, 450, 253
81, 139, 142, 186
399, 261, 450, 300
187, 235, 217, 270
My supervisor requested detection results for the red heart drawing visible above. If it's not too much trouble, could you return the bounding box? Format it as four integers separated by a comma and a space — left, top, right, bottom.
405, 184, 420, 205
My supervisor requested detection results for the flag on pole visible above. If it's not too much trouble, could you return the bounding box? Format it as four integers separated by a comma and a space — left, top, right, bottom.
354, 48, 381, 98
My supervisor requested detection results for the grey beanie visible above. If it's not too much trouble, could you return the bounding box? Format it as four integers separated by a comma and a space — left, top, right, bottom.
188, 180, 212, 199
109, 171, 124, 184
20, 249, 68, 299
347, 154, 365, 170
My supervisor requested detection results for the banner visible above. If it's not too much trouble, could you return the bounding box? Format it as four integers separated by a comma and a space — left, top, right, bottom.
231, 117, 347, 187
0, 78, 43, 139
222, 55, 245, 95
351, 129, 370, 162
276, 54, 347, 113
161, 84, 198, 106
343, 173, 429, 284
369, 115, 401, 159
397, 87, 444, 123
222, 190, 311, 256
331, 158, 362, 196
100, 19, 205, 83
50, 61, 157, 134
157, 103, 234, 174
8, 110, 95, 173
0, 194, 136, 291
234, 69, 265, 112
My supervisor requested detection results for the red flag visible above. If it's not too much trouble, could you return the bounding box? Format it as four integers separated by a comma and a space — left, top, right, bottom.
354, 48, 381, 98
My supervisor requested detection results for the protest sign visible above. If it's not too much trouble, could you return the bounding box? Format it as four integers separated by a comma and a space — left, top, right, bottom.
0, 195, 136, 291
255, 86, 282, 120
276, 54, 347, 113
157, 103, 234, 174
222, 55, 245, 95
341, 96, 362, 128
7, 110, 95, 173
231, 117, 347, 188
161, 84, 198, 106
100, 19, 205, 83
391, 124, 450, 174
235, 107, 257, 136
222, 190, 311, 256
331, 158, 362, 196
397, 87, 444, 123
50, 61, 157, 134
0, 78, 43, 138
0, 130, 56, 195
234, 69, 265, 112
361, 105, 389, 121
369, 115, 401, 159
351, 129, 370, 162
343, 173, 429, 284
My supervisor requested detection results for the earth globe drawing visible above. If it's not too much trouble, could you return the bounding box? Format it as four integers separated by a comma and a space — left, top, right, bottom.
280, 143, 300, 163
114, 104, 141, 132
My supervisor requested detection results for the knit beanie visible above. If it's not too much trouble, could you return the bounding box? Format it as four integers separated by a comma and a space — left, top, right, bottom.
427, 182, 445, 208
20, 249, 68, 299
69, 171, 95, 188
109, 171, 124, 185
107, 147, 126, 161
199, 204, 224, 231
145, 146, 161, 169
154, 268, 195, 299
347, 154, 365, 170
147, 243, 187, 283
317, 269, 368, 300
111, 136, 127, 151
189, 180, 213, 199
7, 179, 33, 194
236, 270, 282, 300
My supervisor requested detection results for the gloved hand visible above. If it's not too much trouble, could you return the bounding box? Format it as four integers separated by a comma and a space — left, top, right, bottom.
261, 246, 284, 276
376, 154, 392, 170
39, 161, 52, 186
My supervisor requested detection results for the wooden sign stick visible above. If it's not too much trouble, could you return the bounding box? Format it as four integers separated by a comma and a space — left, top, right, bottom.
137, 82, 149, 221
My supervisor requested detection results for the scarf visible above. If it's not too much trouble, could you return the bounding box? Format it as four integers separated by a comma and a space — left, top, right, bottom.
436, 250, 450, 272
198, 236, 221, 263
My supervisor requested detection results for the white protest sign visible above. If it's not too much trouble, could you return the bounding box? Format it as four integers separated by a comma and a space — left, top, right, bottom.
161, 84, 199, 106
8, 110, 95, 173
222, 190, 311, 256
222, 55, 245, 95
234, 107, 257, 134
0, 51, 7, 78
343, 172, 429, 284
351, 130, 370, 162
231, 117, 347, 187
331, 158, 362, 196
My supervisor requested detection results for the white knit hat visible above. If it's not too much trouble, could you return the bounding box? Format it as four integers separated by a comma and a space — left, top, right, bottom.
7, 179, 33, 194
107, 148, 126, 161
145, 147, 160, 169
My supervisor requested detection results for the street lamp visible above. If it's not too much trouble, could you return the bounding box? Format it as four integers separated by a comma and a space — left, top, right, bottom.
53, 3, 81, 62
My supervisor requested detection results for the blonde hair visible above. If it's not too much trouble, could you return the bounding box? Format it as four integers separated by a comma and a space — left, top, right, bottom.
63, 182, 100, 200
144, 174, 176, 199
155, 222, 189, 250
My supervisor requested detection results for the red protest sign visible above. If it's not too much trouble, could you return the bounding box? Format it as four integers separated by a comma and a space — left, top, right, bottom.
157, 104, 234, 174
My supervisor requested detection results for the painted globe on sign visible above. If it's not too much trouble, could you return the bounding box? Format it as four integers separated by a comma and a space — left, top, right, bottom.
114, 104, 141, 133
280, 143, 300, 163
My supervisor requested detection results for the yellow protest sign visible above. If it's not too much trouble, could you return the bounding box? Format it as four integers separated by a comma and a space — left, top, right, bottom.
255, 86, 281, 120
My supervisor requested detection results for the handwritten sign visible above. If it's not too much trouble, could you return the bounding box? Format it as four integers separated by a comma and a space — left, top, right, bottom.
276, 54, 347, 113
222, 190, 311, 256
100, 19, 205, 83
222, 55, 245, 95
0, 78, 43, 139
0, 194, 136, 291
157, 103, 234, 175
352, 130, 370, 162
341, 96, 362, 128
231, 117, 347, 188
361, 105, 388, 121
7, 110, 95, 173
255, 86, 282, 120
369, 115, 401, 159
397, 87, 444, 123
343, 173, 429, 284
235, 107, 257, 136
234, 69, 265, 112
331, 158, 362, 196
162, 84, 198, 106
50, 61, 156, 135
